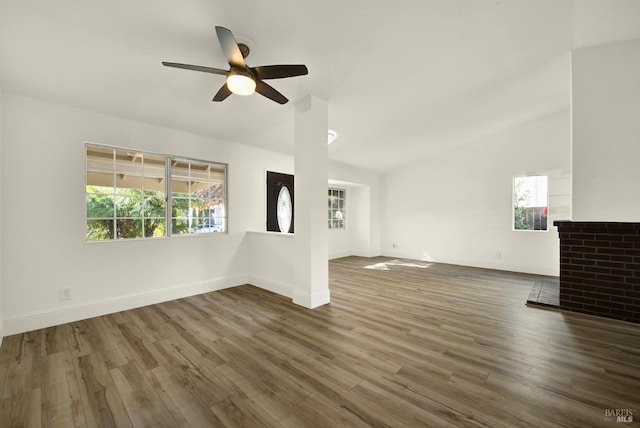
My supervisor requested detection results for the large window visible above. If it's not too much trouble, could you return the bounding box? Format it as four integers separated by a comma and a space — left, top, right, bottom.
328, 188, 345, 229
86, 144, 226, 241
513, 175, 548, 231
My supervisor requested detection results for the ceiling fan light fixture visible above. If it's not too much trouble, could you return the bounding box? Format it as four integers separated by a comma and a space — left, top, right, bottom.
226, 70, 256, 95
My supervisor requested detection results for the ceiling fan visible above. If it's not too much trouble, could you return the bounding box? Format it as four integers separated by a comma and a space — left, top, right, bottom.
162, 26, 308, 105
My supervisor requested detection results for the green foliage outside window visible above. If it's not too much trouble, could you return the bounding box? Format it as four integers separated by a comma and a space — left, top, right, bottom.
513, 176, 548, 231
86, 186, 166, 240
86, 145, 227, 241
513, 180, 531, 230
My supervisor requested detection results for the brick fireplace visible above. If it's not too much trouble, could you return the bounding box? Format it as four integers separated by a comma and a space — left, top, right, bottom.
554, 221, 640, 324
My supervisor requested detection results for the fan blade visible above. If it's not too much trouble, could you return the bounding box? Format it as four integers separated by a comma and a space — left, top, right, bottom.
162, 62, 227, 76
255, 80, 288, 104
213, 84, 232, 102
251, 65, 308, 80
215, 26, 245, 68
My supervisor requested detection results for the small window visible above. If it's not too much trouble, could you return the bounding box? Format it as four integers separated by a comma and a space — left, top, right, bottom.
328, 188, 345, 229
86, 144, 226, 241
513, 175, 548, 231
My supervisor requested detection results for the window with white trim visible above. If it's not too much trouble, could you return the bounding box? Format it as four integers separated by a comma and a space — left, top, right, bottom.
513, 175, 548, 231
86, 144, 226, 241
170, 158, 226, 235
328, 188, 345, 229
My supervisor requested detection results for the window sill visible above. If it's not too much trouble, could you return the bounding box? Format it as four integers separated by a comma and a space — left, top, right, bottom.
247, 230, 294, 238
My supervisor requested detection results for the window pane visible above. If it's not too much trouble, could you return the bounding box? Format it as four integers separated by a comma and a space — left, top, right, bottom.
168, 158, 227, 235
171, 178, 190, 197
171, 161, 190, 196
144, 197, 166, 218
86, 220, 113, 241
116, 219, 143, 239
115, 195, 143, 218
172, 218, 190, 234
86, 146, 115, 188
115, 150, 143, 190
143, 153, 166, 192
514, 175, 548, 231
87, 194, 114, 218
144, 219, 165, 238
172, 198, 189, 217
328, 188, 346, 229
191, 198, 208, 214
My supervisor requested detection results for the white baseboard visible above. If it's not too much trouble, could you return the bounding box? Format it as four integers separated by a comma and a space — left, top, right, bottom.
431, 255, 559, 276
329, 249, 352, 260
329, 250, 380, 260
247, 275, 332, 308
380, 252, 559, 276
3, 274, 249, 335
351, 249, 380, 258
248, 274, 293, 298
292, 288, 331, 309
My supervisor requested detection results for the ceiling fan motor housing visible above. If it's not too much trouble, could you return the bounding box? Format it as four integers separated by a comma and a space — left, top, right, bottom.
238, 43, 250, 58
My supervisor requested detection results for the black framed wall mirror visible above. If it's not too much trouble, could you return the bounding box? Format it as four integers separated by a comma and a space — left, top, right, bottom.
266, 171, 294, 233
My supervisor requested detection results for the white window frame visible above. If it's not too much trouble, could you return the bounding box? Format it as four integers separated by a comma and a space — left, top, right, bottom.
85, 143, 227, 241
513, 175, 548, 232
328, 188, 346, 229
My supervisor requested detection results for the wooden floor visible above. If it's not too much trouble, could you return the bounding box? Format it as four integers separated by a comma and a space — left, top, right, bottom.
1, 257, 639, 427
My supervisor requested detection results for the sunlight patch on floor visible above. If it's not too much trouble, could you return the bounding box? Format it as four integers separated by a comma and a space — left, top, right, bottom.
364, 259, 433, 271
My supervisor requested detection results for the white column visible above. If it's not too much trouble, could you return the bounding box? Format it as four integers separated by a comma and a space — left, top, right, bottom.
572, 39, 640, 221
293, 95, 330, 308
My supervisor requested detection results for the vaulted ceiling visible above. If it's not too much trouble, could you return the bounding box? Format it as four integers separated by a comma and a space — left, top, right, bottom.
1, 0, 639, 171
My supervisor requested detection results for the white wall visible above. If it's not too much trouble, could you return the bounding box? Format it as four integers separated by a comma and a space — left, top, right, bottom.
247, 231, 296, 297
328, 162, 382, 258
327, 184, 370, 259
382, 109, 570, 276
0, 93, 293, 334
572, 39, 640, 221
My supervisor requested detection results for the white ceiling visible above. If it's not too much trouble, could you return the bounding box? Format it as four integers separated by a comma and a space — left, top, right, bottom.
1, 0, 639, 172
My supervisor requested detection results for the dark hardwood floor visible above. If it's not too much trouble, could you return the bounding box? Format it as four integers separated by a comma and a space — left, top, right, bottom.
1, 256, 639, 427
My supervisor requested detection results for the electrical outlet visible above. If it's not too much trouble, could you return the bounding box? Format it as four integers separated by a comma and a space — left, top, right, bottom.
496, 251, 502, 259
60, 288, 72, 301
392, 243, 398, 249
